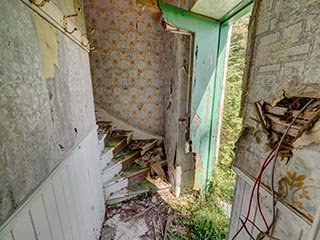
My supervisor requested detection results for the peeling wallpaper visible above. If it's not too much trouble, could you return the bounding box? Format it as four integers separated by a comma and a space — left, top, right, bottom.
0, 0, 95, 225
84, 0, 177, 135
234, 0, 320, 221
32, 13, 60, 79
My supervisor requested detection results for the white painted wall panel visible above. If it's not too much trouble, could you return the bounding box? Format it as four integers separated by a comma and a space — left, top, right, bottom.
0, 129, 104, 240
12, 213, 36, 240
30, 197, 53, 240
52, 174, 74, 240
42, 185, 65, 240
2, 233, 13, 240
60, 166, 81, 240
229, 169, 313, 240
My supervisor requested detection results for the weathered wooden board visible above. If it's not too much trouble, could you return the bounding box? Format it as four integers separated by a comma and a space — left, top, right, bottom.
0, 128, 104, 240
228, 168, 313, 240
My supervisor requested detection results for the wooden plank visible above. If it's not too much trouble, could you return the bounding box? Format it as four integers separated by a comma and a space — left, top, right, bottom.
86, 138, 103, 237
228, 176, 245, 239
251, 187, 272, 238
266, 114, 301, 130
265, 105, 318, 119
74, 144, 95, 239
1, 232, 14, 240
52, 173, 74, 240
289, 110, 318, 119
60, 166, 81, 240
0, 128, 104, 240
66, 159, 88, 240
11, 212, 37, 240
29, 196, 53, 240
91, 134, 105, 226
88, 133, 104, 223
234, 167, 312, 226
265, 105, 287, 116
42, 183, 65, 240
237, 181, 256, 239
270, 123, 300, 137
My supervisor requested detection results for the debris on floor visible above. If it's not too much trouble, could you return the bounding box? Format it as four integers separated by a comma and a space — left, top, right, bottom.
100, 191, 188, 240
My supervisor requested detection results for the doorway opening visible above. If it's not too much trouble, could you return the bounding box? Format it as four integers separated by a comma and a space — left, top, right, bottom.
214, 15, 250, 207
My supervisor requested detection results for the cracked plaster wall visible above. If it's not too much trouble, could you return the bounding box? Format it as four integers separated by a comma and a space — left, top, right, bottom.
233, 0, 320, 224
0, 0, 95, 225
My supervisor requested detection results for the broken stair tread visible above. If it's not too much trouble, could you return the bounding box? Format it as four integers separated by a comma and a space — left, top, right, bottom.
121, 163, 149, 177
129, 139, 158, 155
105, 136, 127, 147
106, 179, 166, 204
97, 120, 113, 127
97, 131, 106, 142
107, 164, 149, 186
111, 130, 134, 138
101, 147, 113, 157
100, 147, 114, 169
101, 149, 142, 178
102, 159, 118, 172
106, 135, 129, 156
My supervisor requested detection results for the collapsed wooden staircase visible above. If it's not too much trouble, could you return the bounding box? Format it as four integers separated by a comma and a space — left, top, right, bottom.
95, 112, 169, 204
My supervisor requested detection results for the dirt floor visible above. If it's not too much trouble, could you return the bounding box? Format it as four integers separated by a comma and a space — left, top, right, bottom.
100, 190, 188, 240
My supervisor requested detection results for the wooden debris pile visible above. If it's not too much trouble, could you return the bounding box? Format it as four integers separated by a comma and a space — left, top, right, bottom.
254, 96, 320, 158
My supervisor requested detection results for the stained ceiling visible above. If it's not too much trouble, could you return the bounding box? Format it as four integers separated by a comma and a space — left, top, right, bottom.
190, 0, 245, 20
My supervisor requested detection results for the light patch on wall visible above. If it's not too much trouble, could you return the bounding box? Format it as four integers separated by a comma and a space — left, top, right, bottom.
32, 13, 60, 79
137, 0, 158, 8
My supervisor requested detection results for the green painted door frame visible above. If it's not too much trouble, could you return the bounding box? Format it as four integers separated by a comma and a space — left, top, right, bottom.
159, 1, 253, 191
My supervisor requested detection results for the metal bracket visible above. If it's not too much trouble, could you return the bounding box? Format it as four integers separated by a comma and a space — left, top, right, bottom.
63, 7, 81, 35
30, 0, 50, 7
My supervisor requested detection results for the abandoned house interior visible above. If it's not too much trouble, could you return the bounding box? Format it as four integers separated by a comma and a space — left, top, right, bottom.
1, 0, 320, 239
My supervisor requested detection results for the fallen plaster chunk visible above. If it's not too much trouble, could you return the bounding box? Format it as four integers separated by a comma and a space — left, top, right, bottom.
105, 213, 149, 240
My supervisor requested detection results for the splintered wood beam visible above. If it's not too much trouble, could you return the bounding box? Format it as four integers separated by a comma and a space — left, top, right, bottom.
264, 105, 317, 119
288, 110, 318, 119
265, 114, 301, 130
270, 123, 300, 137
264, 105, 287, 116
265, 114, 302, 137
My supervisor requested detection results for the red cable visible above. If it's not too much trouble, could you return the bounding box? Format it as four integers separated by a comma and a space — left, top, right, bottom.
246, 217, 264, 233
232, 149, 275, 239
232, 143, 286, 239
257, 143, 287, 234
257, 176, 270, 234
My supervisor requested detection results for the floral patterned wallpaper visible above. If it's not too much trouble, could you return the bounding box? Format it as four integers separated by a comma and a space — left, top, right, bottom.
83, 0, 193, 135
84, 0, 173, 135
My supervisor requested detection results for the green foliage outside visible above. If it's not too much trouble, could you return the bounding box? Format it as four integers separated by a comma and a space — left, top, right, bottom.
172, 17, 250, 240
212, 16, 249, 203
169, 193, 229, 240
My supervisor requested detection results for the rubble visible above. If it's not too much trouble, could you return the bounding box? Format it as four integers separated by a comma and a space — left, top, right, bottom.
100, 191, 188, 240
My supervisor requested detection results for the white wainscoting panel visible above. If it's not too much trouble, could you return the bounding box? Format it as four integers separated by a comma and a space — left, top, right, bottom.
0, 128, 105, 240
228, 168, 313, 240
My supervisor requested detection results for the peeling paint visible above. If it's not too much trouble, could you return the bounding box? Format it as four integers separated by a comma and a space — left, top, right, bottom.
192, 112, 201, 136
194, 151, 203, 190
293, 120, 320, 148
32, 13, 60, 79
205, 87, 211, 119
